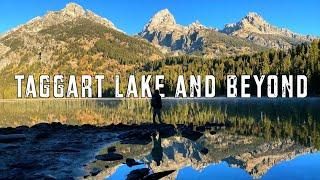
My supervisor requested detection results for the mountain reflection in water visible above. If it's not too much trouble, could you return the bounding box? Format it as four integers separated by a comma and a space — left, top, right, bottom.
0, 98, 320, 179
92, 128, 316, 180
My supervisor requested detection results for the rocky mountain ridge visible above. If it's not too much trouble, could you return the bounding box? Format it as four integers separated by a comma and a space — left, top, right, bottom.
1, 3, 121, 39
139, 9, 316, 54
223, 12, 300, 37
138, 9, 262, 57
0, 3, 128, 71
140, 9, 213, 33
0, 3, 164, 71
221, 12, 314, 49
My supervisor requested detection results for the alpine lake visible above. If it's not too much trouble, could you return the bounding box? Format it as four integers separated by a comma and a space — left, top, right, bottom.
0, 98, 320, 179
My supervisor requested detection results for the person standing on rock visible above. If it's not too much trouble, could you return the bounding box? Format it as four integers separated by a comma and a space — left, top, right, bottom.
151, 89, 163, 124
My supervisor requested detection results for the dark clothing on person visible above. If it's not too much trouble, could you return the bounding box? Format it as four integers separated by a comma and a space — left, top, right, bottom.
153, 108, 161, 124
151, 94, 162, 109
151, 93, 162, 123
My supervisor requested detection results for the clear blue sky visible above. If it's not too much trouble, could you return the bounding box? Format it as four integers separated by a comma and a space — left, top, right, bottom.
0, 0, 319, 36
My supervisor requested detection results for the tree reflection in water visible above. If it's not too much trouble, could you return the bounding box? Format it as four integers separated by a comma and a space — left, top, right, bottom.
1, 98, 320, 179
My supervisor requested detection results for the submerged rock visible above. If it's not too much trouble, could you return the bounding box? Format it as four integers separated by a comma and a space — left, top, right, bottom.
9, 159, 41, 170
209, 131, 217, 135
107, 146, 116, 153
181, 130, 203, 141
125, 158, 142, 167
158, 124, 176, 138
120, 130, 152, 145
200, 147, 209, 155
96, 152, 123, 161
126, 168, 174, 180
196, 126, 206, 132
50, 148, 80, 153
90, 168, 102, 176
144, 170, 175, 180
0, 134, 26, 143
126, 168, 149, 180
0, 143, 19, 149
34, 132, 51, 140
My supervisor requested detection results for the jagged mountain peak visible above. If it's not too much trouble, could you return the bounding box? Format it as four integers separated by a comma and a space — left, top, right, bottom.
241, 12, 271, 31
153, 9, 175, 23
64, 2, 84, 10
221, 11, 308, 37
188, 20, 205, 29
45, 2, 121, 31
245, 12, 263, 20
222, 12, 272, 35
60, 2, 86, 17
187, 20, 217, 31
143, 9, 177, 31
221, 12, 314, 49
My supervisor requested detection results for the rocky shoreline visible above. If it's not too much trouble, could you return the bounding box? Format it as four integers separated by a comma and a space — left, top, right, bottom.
0, 123, 119, 179
0, 122, 220, 179
0, 122, 317, 180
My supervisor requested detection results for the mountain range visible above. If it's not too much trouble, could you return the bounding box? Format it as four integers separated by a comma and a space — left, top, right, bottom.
139, 9, 263, 57
139, 8, 315, 57
0, 3, 317, 71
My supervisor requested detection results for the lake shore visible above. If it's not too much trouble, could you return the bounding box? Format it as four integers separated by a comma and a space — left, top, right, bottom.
0, 122, 226, 179
1, 121, 317, 179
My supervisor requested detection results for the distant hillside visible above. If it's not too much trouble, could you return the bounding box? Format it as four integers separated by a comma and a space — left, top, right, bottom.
0, 3, 163, 71
0, 3, 163, 98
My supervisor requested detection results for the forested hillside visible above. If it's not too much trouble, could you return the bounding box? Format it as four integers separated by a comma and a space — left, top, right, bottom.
1, 39, 319, 98
137, 40, 320, 96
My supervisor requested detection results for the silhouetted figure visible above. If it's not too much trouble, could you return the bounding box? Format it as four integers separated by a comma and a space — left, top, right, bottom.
151, 90, 163, 124
151, 132, 163, 166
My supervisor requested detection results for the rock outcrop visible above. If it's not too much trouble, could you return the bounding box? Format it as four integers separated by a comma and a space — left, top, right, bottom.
139, 9, 210, 54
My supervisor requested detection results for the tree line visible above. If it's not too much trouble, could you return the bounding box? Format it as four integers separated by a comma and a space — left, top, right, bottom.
136, 40, 320, 97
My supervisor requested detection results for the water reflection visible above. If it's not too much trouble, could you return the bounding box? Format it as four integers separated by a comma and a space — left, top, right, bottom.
177, 162, 252, 180
151, 132, 163, 166
85, 122, 317, 179
1, 98, 320, 179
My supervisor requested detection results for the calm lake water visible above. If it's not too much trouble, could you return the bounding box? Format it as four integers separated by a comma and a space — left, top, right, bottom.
1, 98, 320, 179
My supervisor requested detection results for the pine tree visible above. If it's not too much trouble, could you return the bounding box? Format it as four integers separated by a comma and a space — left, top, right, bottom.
261, 52, 270, 75
283, 54, 292, 74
